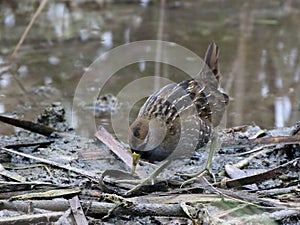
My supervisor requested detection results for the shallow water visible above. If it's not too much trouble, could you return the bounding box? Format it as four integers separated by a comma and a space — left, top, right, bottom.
0, 0, 299, 137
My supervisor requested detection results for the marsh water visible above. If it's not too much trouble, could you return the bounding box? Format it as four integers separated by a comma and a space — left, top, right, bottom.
0, 0, 300, 138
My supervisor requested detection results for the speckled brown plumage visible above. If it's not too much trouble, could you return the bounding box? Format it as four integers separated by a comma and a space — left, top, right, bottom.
129, 42, 229, 162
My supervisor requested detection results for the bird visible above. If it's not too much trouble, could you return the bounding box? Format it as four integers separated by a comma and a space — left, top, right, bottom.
126, 42, 229, 194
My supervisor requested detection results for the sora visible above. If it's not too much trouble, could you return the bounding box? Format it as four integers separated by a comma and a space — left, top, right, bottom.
127, 42, 229, 194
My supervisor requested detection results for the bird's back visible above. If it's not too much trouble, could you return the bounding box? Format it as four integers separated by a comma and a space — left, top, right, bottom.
129, 42, 229, 161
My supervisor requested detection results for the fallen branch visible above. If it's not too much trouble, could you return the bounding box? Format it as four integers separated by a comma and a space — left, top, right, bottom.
0, 198, 187, 218
1, 196, 298, 221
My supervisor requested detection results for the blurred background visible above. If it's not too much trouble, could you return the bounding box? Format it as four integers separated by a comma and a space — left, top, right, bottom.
0, 0, 299, 136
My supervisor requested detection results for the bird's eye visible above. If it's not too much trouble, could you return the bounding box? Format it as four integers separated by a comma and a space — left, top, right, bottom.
133, 126, 141, 138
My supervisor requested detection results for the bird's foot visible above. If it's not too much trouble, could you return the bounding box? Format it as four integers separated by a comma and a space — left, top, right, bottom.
124, 160, 172, 196
179, 167, 216, 188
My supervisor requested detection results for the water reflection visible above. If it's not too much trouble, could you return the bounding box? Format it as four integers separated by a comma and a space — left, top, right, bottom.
47, 3, 70, 39
101, 31, 113, 48
294, 66, 300, 82
0, 74, 11, 88
0, 1, 300, 136
140, 0, 150, 7
17, 66, 28, 77
0, 104, 5, 114
138, 60, 146, 72
48, 56, 60, 65
275, 96, 291, 128
4, 8, 15, 27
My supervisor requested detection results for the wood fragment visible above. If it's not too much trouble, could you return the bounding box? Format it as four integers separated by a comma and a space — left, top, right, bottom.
69, 195, 88, 225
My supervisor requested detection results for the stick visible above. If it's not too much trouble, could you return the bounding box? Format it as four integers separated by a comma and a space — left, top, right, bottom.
0, 115, 58, 136
8, 0, 48, 64
0, 147, 101, 182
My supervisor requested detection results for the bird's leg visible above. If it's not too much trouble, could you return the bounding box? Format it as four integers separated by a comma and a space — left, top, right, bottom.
125, 159, 171, 196
180, 131, 219, 186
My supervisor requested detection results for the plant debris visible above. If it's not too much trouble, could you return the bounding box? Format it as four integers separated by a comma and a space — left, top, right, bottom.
0, 103, 299, 224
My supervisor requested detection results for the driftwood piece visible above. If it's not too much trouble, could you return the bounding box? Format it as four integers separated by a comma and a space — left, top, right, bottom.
95, 126, 147, 179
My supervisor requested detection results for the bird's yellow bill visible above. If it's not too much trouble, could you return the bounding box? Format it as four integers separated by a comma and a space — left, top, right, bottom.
131, 151, 141, 174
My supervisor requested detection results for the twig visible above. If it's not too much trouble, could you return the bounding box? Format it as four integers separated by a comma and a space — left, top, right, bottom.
5, 141, 54, 149
8, 0, 48, 65
6, 0, 48, 104
0, 147, 101, 182
0, 115, 58, 136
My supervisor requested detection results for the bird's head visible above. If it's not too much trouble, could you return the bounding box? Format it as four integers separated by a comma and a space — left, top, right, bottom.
129, 117, 167, 153
128, 117, 168, 172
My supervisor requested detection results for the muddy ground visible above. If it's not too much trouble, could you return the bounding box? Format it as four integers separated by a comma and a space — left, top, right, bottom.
0, 102, 299, 225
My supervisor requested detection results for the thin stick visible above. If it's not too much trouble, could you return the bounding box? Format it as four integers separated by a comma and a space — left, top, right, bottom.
8, 0, 48, 65
1, 147, 101, 182
6, 0, 48, 104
